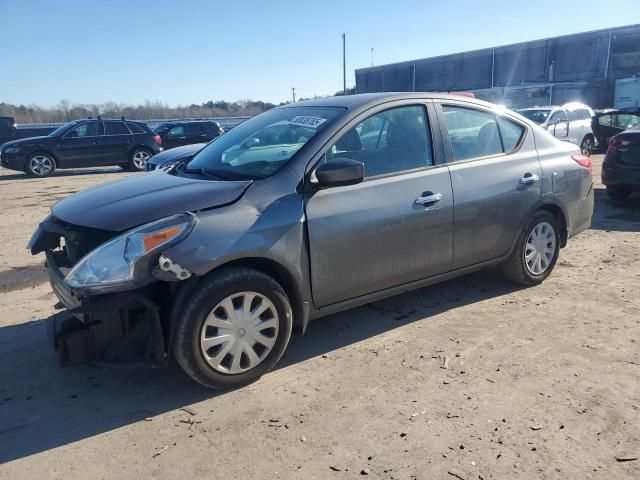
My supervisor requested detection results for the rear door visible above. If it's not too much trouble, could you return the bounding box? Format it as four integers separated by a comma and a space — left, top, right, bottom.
185, 123, 208, 145
305, 102, 454, 307
436, 102, 541, 269
55, 121, 101, 167
99, 121, 133, 164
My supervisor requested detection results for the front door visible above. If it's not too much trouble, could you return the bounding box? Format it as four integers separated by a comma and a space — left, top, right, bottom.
305, 104, 454, 307
437, 103, 542, 269
55, 121, 101, 167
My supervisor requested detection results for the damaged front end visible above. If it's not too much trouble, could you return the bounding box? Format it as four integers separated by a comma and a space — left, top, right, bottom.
29, 214, 196, 367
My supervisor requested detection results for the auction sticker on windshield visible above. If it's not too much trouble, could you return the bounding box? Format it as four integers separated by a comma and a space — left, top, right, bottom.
289, 116, 327, 128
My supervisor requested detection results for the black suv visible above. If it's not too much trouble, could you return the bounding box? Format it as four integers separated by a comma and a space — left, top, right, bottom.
154, 120, 223, 150
0, 118, 163, 177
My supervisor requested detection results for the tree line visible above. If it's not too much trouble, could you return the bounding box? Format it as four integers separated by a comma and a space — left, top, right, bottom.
1, 88, 357, 124
0, 99, 281, 124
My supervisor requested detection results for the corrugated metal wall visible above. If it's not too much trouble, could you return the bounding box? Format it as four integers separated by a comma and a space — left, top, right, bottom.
355, 25, 640, 108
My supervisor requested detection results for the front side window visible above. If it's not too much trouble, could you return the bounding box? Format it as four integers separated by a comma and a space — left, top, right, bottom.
549, 110, 568, 124
327, 105, 432, 178
169, 125, 185, 137
185, 106, 344, 179
567, 110, 580, 122
65, 121, 98, 138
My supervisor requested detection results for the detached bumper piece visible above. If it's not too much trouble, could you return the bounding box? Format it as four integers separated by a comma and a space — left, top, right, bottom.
49, 293, 166, 368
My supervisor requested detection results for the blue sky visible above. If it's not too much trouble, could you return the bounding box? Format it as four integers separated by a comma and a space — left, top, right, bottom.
1, 0, 638, 107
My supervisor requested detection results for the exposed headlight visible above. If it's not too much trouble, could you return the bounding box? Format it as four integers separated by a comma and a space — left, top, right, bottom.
3, 147, 20, 154
64, 214, 195, 292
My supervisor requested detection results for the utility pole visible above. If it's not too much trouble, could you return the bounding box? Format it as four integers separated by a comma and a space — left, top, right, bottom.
342, 33, 347, 96
291, 87, 296, 103
371, 47, 374, 67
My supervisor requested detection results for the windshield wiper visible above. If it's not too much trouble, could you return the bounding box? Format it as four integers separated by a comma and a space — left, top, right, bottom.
183, 167, 225, 180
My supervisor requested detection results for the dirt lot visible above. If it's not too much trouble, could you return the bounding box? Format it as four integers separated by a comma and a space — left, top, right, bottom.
0, 156, 638, 480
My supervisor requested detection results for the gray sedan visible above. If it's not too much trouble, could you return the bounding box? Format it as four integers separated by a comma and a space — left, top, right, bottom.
29, 93, 594, 389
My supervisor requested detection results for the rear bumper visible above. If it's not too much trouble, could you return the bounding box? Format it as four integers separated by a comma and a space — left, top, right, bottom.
602, 164, 640, 190
45, 250, 167, 367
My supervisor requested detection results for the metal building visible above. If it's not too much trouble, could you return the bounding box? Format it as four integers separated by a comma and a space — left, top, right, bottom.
355, 24, 640, 109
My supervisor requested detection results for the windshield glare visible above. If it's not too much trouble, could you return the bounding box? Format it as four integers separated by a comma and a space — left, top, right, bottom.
518, 109, 551, 125
185, 106, 344, 179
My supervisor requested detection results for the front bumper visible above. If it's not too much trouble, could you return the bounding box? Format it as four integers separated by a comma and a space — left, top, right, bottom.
45, 250, 167, 367
0, 150, 27, 171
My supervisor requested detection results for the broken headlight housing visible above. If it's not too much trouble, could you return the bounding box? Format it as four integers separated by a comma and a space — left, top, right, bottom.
64, 214, 195, 293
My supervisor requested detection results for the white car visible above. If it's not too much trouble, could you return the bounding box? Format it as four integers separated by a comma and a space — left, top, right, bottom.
518, 102, 596, 155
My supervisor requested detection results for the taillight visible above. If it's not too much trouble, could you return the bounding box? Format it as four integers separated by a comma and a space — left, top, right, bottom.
571, 154, 592, 173
153, 135, 162, 145
608, 136, 620, 154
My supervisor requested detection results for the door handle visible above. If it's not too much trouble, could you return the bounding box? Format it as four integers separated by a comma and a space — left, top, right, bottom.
520, 173, 540, 185
415, 192, 443, 205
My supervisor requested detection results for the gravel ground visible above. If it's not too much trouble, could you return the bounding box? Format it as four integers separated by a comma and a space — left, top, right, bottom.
0, 156, 638, 480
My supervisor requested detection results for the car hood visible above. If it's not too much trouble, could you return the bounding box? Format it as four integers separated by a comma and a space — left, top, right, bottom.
149, 143, 206, 166
52, 172, 252, 231
3, 136, 51, 147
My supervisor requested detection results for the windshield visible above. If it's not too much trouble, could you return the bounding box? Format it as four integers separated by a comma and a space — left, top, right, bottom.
518, 109, 551, 125
48, 122, 76, 137
184, 106, 344, 179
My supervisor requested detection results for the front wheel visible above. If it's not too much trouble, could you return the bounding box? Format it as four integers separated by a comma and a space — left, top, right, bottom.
26, 153, 56, 177
129, 148, 152, 171
501, 211, 561, 286
173, 267, 293, 389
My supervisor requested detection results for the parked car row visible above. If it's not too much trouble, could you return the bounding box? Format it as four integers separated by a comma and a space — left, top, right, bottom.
0, 118, 224, 177
517, 102, 596, 155
29, 92, 594, 389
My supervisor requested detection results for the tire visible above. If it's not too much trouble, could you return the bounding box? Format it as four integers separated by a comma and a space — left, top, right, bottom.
129, 148, 152, 171
501, 210, 561, 286
173, 267, 293, 389
25, 153, 56, 177
606, 185, 631, 202
580, 135, 594, 156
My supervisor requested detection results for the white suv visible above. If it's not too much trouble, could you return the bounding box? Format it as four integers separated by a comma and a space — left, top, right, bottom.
518, 102, 596, 155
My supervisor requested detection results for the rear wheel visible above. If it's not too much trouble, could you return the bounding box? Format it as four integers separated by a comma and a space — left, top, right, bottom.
173, 267, 293, 389
26, 153, 56, 177
580, 135, 594, 156
501, 211, 561, 286
606, 185, 631, 201
129, 148, 152, 171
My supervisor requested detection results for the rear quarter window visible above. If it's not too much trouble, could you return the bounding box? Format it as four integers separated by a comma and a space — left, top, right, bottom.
126, 122, 145, 134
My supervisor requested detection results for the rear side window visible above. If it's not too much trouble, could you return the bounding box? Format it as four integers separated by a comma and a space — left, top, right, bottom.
497, 117, 525, 152
127, 122, 145, 134
327, 105, 433, 178
577, 109, 591, 120
103, 121, 130, 135
185, 123, 204, 134
443, 106, 502, 161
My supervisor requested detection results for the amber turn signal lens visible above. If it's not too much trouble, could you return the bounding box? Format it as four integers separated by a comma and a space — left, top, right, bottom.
142, 226, 183, 252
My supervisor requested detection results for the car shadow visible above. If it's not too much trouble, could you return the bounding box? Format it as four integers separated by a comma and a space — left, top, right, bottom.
590, 187, 640, 232
0, 167, 128, 181
0, 269, 520, 464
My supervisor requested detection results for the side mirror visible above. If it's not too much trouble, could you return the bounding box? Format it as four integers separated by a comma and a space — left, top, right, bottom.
314, 158, 364, 188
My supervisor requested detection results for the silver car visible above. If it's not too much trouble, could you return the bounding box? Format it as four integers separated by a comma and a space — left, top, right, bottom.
518, 102, 596, 155
29, 93, 594, 389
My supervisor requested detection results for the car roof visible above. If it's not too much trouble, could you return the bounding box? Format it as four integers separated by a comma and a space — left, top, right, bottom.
286, 92, 503, 111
